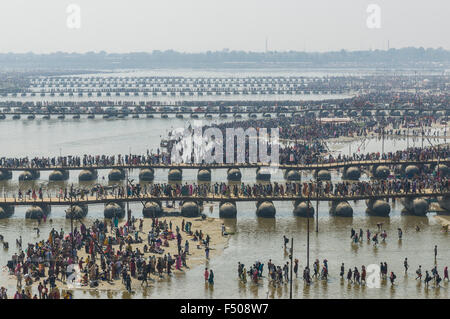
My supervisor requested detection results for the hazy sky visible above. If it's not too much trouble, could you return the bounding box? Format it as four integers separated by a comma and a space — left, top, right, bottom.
0, 0, 448, 53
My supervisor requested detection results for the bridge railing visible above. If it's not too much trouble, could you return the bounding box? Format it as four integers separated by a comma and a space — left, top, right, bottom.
0, 157, 448, 171
2, 188, 449, 205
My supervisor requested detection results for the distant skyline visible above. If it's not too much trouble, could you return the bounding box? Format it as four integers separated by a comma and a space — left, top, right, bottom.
0, 0, 448, 53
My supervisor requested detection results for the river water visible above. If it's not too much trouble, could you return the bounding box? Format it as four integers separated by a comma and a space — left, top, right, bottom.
0, 71, 448, 299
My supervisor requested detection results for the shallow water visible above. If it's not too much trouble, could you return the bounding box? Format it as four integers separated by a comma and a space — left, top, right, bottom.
0, 203, 448, 299
0, 77, 448, 298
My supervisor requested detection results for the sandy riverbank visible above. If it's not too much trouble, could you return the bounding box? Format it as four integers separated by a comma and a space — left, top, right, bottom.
4, 216, 230, 294
434, 215, 450, 228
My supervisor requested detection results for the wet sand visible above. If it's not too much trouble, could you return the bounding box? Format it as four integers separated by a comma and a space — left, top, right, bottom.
434, 215, 450, 228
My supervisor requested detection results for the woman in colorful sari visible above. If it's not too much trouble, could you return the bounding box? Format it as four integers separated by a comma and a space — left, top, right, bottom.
208, 269, 214, 285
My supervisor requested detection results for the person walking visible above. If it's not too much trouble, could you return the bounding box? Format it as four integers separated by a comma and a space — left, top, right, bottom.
208, 269, 214, 285
389, 272, 396, 285
16, 271, 22, 288
294, 259, 299, 278
346, 268, 352, 283
361, 265, 366, 284
185, 240, 189, 255
435, 273, 442, 288
404, 258, 409, 274
424, 271, 432, 288
303, 267, 311, 285
204, 268, 209, 283
283, 236, 289, 249
340, 263, 345, 279
125, 273, 132, 292
141, 268, 148, 287
416, 265, 422, 280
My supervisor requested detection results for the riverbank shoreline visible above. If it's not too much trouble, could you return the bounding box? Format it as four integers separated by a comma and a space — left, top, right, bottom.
434, 214, 450, 228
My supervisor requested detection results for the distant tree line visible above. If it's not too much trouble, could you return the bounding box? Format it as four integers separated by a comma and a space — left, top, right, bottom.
0, 47, 448, 70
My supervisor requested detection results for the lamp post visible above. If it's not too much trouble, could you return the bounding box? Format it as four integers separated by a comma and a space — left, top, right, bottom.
407, 121, 410, 149
421, 123, 424, 149
307, 188, 310, 269
126, 168, 131, 223
70, 212, 74, 257
69, 198, 74, 258
289, 238, 293, 299
315, 180, 319, 233
437, 143, 441, 182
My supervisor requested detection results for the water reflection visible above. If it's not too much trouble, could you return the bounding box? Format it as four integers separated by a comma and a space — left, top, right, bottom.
256, 217, 276, 232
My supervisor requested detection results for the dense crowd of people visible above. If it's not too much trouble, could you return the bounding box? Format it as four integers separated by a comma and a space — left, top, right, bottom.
8, 175, 450, 203
0, 129, 448, 170
0, 150, 171, 169
1, 215, 215, 299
